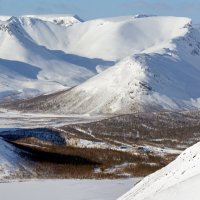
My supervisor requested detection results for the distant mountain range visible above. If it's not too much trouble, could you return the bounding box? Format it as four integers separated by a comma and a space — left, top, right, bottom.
1, 15, 200, 114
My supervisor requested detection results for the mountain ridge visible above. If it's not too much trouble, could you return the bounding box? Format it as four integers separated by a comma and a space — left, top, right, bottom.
0, 14, 105, 100
1, 15, 200, 114
9, 15, 200, 114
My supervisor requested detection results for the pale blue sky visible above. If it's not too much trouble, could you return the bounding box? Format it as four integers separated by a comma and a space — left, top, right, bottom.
0, 0, 200, 23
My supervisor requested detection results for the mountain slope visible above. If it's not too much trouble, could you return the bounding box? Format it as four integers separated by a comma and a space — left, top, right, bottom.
0, 138, 33, 180
1, 15, 200, 112
118, 141, 200, 200
0, 15, 112, 100
64, 16, 200, 113
64, 16, 191, 60
14, 16, 200, 114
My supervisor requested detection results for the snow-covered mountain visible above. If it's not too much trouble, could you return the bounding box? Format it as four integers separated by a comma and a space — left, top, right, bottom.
14, 16, 200, 114
118, 141, 200, 200
1, 15, 200, 113
64, 16, 191, 60
61, 16, 200, 114
0, 14, 112, 100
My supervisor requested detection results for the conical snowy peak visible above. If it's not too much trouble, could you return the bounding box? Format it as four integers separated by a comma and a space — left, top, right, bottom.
118, 142, 200, 200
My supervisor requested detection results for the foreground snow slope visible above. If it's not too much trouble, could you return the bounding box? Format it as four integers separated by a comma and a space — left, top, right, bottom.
23, 16, 200, 114
118, 142, 200, 200
0, 138, 33, 180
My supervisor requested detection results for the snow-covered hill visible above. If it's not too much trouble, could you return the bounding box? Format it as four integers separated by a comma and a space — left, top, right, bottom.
0, 138, 32, 180
63, 16, 200, 114
118, 141, 200, 200
0, 15, 110, 100
15, 16, 200, 114
64, 16, 191, 60
1, 15, 200, 113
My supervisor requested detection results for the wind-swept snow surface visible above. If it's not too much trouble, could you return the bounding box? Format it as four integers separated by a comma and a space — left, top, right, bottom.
118, 142, 200, 200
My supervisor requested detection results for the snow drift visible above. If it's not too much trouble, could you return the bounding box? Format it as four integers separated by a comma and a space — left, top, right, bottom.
117, 141, 200, 200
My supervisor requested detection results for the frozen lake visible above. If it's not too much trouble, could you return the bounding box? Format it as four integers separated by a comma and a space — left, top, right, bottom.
0, 178, 141, 200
